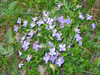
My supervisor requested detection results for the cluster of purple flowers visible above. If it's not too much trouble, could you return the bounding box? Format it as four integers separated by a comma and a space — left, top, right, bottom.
43, 43, 66, 67
14, 3, 97, 69
58, 16, 71, 28
75, 28, 82, 46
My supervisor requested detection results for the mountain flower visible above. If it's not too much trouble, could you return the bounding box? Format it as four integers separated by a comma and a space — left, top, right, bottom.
43, 53, 50, 64
79, 12, 85, 20
59, 44, 66, 51
14, 25, 18, 33
86, 14, 93, 20
17, 17, 21, 24
23, 20, 28, 27
55, 57, 64, 67
49, 48, 56, 56
18, 63, 24, 69
18, 50, 22, 57
26, 55, 32, 62
91, 23, 96, 30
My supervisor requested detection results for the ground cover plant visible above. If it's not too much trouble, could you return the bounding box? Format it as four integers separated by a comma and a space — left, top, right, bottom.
0, 0, 100, 75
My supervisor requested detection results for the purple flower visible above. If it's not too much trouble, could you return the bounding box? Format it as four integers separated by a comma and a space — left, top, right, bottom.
49, 48, 56, 56
91, 23, 96, 30
30, 22, 35, 28
68, 45, 71, 48
58, 16, 67, 25
26, 55, 32, 62
55, 57, 64, 67
79, 41, 82, 46
33, 43, 39, 51
37, 19, 44, 26
22, 41, 30, 51
37, 33, 41, 36
75, 34, 82, 41
18, 63, 24, 69
28, 30, 34, 37
43, 11, 50, 17
75, 28, 81, 33
79, 12, 85, 20
43, 17, 47, 22
48, 41, 54, 47
23, 20, 28, 27
18, 50, 22, 57
66, 17, 71, 25
52, 29, 57, 37
14, 25, 18, 32
35, 41, 39, 44
50, 56, 57, 63
59, 44, 66, 51
21, 35, 26, 43
56, 33, 62, 41
55, 4, 63, 10
38, 28, 41, 31
43, 53, 50, 64
32, 17, 38, 22
86, 14, 93, 20
46, 18, 54, 25
70, 36, 73, 39
17, 17, 21, 24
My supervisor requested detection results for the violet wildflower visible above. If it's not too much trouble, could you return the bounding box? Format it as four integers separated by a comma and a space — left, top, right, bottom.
45, 26, 50, 31
43, 11, 50, 17
14, 25, 18, 33
32, 17, 38, 22
68, 45, 71, 48
22, 41, 30, 51
43, 17, 47, 22
18, 63, 24, 69
55, 57, 64, 67
18, 50, 22, 57
38, 28, 41, 31
35, 41, 39, 44
75, 28, 81, 33
23, 20, 28, 27
48, 41, 54, 47
28, 30, 34, 38
17, 17, 21, 24
37, 33, 41, 36
79, 12, 85, 20
66, 17, 71, 25
75, 34, 82, 41
52, 29, 57, 37
50, 56, 57, 64
86, 14, 93, 20
70, 36, 73, 39
30, 22, 35, 28
37, 19, 44, 26
49, 48, 56, 56
58, 16, 67, 25
79, 41, 82, 46
43, 53, 50, 64
55, 3, 63, 10
46, 18, 54, 25
59, 44, 66, 51
33, 43, 39, 51
26, 55, 32, 62
91, 23, 96, 30
56, 33, 62, 41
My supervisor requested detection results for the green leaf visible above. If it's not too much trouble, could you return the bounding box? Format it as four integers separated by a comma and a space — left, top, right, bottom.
8, 1, 18, 10
5, 28, 12, 44
0, 42, 7, 55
